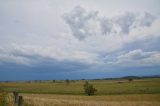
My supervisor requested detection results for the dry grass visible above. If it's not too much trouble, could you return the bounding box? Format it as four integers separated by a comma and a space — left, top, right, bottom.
5, 93, 14, 106
16, 94, 160, 106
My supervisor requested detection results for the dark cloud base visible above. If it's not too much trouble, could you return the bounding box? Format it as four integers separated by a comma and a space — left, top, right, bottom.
124, 36, 160, 52
0, 63, 160, 81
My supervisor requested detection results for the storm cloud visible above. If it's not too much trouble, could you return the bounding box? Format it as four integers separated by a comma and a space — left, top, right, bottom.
0, 0, 160, 80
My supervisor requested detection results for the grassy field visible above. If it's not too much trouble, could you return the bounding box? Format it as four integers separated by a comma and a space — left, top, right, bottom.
0, 78, 160, 95
1, 78, 160, 106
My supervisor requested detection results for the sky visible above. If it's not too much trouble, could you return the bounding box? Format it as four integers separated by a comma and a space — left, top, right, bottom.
0, 0, 160, 81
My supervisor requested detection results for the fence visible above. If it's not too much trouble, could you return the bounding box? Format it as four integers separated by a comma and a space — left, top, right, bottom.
13, 92, 23, 106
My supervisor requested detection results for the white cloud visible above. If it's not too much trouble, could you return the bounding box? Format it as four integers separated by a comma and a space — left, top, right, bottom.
116, 12, 136, 34
0, 3, 160, 70
61, 6, 160, 55
0, 44, 100, 65
114, 49, 160, 66
63, 6, 99, 40
100, 18, 113, 35
0, 53, 31, 65
63, 6, 157, 40
123, 17, 160, 44
137, 12, 156, 27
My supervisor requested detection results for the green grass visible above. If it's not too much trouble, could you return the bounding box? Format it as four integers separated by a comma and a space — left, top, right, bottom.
0, 91, 7, 106
0, 78, 160, 95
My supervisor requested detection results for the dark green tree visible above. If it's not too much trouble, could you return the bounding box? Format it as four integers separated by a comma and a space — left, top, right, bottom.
83, 81, 97, 96
65, 79, 70, 85
128, 78, 133, 82
52, 80, 55, 83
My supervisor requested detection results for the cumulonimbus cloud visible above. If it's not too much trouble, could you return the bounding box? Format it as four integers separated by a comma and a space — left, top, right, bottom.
63, 6, 156, 40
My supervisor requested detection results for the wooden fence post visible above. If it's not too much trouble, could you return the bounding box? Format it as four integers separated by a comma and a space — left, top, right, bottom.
13, 91, 19, 104
18, 96, 23, 106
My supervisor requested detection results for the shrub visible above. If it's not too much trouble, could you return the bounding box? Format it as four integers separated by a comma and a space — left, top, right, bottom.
83, 81, 97, 96
128, 78, 133, 82
52, 80, 55, 83
65, 79, 70, 85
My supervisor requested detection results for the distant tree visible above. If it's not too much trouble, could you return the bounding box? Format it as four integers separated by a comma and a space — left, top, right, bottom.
83, 81, 97, 96
5, 81, 9, 83
65, 79, 70, 85
26, 81, 31, 83
52, 80, 55, 83
81, 78, 85, 81
128, 78, 133, 82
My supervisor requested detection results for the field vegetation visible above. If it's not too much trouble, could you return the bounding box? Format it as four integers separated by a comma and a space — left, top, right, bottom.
0, 90, 7, 106
5, 93, 160, 106
0, 78, 160, 106
0, 78, 160, 95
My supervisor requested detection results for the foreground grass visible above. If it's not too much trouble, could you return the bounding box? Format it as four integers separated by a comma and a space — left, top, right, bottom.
6, 93, 160, 106
2, 78, 160, 106
0, 91, 7, 106
1, 78, 160, 95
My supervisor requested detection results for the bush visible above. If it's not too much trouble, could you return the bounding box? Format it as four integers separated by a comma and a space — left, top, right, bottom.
83, 81, 97, 96
65, 79, 70, 85
128, 78, 133, 82
52, 80, 55, 83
